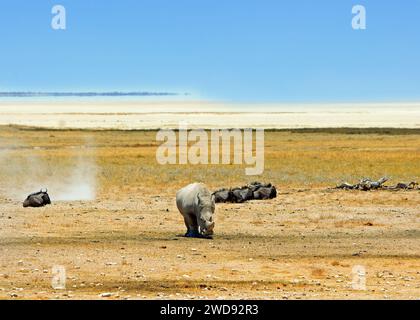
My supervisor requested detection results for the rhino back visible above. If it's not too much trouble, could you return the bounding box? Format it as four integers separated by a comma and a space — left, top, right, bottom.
176, 183, 207, 216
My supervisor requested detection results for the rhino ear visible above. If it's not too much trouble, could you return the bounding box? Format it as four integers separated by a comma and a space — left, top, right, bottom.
211, 194, 215, 203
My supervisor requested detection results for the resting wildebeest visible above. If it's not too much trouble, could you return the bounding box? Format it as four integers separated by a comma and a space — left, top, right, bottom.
253, 185, 277, 200
231, 187, 254, 203
23, 189, 51, 207
212, 188, 232, 203
176, 183, 215, 239
248, 182, 277, 200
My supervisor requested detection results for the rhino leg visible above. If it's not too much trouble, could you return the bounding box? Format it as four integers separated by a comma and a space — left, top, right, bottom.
184, 213, 200, 237
185, 230, 202, 237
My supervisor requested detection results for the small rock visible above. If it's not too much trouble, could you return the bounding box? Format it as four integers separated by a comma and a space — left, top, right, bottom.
100, 292, 112, 297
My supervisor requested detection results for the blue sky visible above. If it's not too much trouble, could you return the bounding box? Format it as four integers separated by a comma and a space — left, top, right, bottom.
0, 0, 419, 102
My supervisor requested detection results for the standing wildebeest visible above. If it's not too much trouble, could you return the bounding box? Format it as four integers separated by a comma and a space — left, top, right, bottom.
176, 183, 215, 238
23, 189, 51, 207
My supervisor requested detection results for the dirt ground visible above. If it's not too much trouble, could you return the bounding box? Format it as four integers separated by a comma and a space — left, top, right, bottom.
0, 126, 419, 299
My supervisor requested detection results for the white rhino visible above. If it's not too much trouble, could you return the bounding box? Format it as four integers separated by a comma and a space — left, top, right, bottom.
176, 183, 215, 238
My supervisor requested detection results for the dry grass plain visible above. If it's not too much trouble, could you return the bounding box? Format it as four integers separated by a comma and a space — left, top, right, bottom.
0, 125, 419, 299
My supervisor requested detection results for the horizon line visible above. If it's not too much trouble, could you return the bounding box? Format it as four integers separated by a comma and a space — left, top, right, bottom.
0, 91, 190, 97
